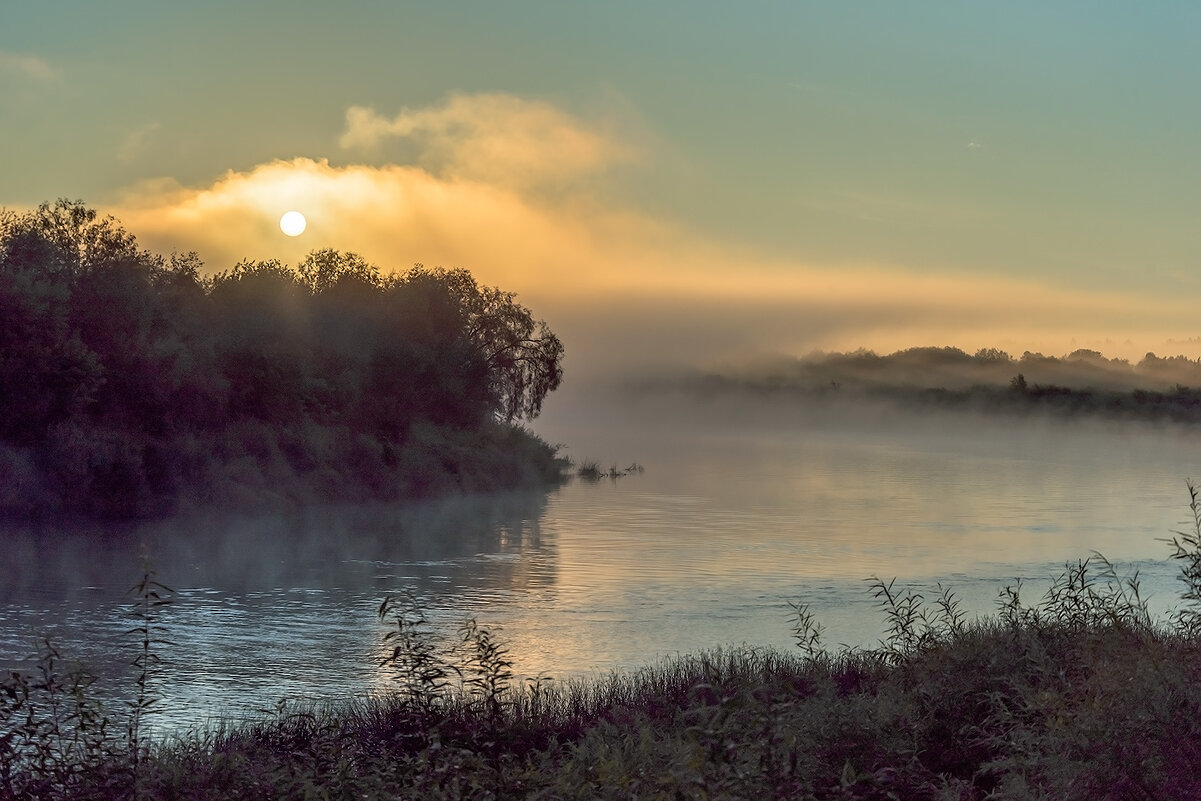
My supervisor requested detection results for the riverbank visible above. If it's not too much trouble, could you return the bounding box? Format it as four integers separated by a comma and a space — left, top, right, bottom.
6, 549, 1201, 800
123, 628, 1201, 800
0, 419, 569, 523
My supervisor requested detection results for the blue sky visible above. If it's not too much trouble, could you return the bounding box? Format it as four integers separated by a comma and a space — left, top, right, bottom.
3, 2, 1200, 372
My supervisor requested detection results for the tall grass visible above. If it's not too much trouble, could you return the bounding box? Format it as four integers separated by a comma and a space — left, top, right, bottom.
8, 482, 1201, 798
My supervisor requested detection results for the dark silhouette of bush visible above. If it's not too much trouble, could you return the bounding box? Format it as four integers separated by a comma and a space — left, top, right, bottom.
0, 200, 565, 520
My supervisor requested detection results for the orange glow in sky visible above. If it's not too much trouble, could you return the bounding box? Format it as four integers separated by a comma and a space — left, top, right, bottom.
4, 5, 1199, 379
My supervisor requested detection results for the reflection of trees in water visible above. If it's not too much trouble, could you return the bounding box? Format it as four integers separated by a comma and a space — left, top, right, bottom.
0, 491, 559, 705
0, 490, 558, 603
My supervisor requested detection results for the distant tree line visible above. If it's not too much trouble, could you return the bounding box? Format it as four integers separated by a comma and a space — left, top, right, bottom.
799, 346, 1201, 392
683, 345, 1201, 395
668, 345, 1201, 424
0, 200, 565, 520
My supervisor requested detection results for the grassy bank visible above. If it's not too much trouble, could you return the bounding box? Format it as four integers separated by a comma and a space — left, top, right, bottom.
116, 625, 1200, 800
8, 496, 1201, 799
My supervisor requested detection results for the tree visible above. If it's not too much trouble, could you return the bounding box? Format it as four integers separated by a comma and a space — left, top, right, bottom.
391, 266, 563, 422
297, 248, 380, 296
208, 260, 315, 423
0, 199, 144, 280
0, 200, 569, 517
0, 273, 102, 444
0, 203, 116, 444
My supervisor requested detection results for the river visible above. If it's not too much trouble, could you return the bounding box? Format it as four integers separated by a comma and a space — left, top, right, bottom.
2, 394, 1199, 736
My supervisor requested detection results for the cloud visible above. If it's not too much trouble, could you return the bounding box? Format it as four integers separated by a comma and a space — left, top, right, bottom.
0, 50, 56, 82
339, 92, 634, 189
104, 94, 1198, 386
111, 157, 608, 291
118, 122, 161, 164
110, 157, 1196, 379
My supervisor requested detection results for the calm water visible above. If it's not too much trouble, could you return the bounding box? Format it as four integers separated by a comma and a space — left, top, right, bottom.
3, 397, 1200, 735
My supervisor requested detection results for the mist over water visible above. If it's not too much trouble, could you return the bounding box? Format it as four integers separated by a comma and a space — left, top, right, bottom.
4, 390, 1200, 736
535, 387, 1200, 635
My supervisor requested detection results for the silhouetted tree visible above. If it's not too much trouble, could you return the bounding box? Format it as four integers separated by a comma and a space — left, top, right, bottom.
0, 274, 101, 443
974, 348, 1012, 363
392, 266, 563, 422
0, 202, 567, 519
298, 248, 380, 295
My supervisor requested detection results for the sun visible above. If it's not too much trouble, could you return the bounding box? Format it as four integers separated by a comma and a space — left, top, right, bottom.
279, 210, 306, 236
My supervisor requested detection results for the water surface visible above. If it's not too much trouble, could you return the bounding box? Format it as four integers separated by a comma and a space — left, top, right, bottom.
3, 401, 1198, 734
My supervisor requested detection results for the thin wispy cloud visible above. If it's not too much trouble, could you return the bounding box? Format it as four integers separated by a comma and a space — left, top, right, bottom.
339, 92, 635, 189
117, 122, 162, 164
0, 49, 56, 82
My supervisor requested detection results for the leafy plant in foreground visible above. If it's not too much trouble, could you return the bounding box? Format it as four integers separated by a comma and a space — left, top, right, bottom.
124, 563, 174, 794
377, 592, 455, 714
864, 577, 966, 663
0, 563, 173, 800
787, 601, 825, 664
0, 639, 108, 799
460, 617, 514, 719
1166, 478, 1201, 635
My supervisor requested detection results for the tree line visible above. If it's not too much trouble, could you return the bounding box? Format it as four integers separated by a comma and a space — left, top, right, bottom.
0, 200, 565, 520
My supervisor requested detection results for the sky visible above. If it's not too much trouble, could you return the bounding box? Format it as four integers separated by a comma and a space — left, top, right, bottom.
3, 1, 1201, 385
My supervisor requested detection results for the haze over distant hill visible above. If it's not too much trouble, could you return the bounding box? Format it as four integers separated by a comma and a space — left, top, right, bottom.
636, 346, 1201, 425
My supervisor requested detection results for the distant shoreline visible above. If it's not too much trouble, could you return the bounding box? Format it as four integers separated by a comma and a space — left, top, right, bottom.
638, 344, 1201, 426
674, 373, 1201, 425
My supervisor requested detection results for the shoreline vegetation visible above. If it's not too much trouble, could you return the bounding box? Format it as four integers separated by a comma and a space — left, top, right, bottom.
660, 345, 1201, 425
574, 460, 645, 483
7, 487, 1201, 798
0, 201, 567, 522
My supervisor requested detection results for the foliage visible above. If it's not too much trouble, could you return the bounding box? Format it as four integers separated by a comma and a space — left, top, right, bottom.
392, 265, 564, 423
0, 200, 566, 520
124, 564, 174, 790
378, 592, 456, 714
1165, 479, 1201, 635
0, 565, 173, 800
